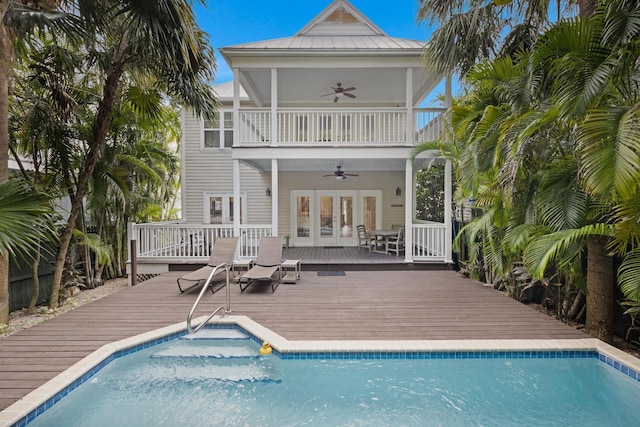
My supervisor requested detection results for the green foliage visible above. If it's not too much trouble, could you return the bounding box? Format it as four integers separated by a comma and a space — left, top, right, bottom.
416, 0, 640, 314
0, 180, 53, 260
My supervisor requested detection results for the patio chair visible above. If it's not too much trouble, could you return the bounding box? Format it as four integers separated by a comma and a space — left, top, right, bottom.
239, 236, 284, 293
177, 237, 239, 293
385, 227, 405, 257
356, 224, 373, 251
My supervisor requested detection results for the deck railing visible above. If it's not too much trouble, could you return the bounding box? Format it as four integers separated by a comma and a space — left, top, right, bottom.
130, 223, 272, 262
411, 222, 448, 261
130, 222, 449, 263
237, 108, 447, 146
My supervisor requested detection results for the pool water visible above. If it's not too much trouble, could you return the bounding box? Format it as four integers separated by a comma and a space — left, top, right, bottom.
29, 330, 640, 426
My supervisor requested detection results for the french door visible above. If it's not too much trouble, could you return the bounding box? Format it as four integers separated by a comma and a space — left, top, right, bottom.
292, 190, 381, 246
317, 190, 356, 246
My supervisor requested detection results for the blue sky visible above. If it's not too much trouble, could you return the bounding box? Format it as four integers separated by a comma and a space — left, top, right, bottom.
195, 0, 435, 85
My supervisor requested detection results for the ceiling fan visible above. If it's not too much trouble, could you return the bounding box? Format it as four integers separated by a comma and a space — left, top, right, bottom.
323, 165, 359, 180
321, 83, 356, 103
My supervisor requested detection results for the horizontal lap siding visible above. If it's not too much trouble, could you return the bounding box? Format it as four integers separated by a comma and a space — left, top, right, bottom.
182, 110, 270, 224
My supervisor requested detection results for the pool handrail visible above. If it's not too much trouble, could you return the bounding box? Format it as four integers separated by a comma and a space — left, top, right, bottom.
187, 263, 232, 334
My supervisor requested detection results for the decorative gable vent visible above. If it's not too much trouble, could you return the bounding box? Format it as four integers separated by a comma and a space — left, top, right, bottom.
325, 7, 359, 24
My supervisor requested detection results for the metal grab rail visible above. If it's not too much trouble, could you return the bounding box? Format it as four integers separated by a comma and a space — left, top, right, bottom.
186, 263, 232, 334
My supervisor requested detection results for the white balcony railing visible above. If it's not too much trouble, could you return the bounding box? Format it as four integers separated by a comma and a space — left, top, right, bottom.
130, 223, 272, 262
412, 223, 447, 261
237, 108, 446, 146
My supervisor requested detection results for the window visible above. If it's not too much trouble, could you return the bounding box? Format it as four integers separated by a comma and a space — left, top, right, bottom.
204, 192, 246, 224
204, 111, 234, 148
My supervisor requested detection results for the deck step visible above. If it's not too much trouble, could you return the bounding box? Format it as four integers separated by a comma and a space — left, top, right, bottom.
152, 344, 257, 359
181, 329, 249, 340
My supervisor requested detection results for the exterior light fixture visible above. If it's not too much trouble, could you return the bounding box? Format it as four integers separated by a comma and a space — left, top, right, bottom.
266, 187, 271, 197
395, 186, 402, 196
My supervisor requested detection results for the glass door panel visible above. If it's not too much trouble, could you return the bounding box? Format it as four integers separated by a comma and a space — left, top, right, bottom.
296, 196, 310, 238
362, 196, 377, 232
338, 195, 353, 241
318, 194, 335, 242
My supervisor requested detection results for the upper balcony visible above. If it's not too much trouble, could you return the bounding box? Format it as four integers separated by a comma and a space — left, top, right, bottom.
208, 108, 446, 148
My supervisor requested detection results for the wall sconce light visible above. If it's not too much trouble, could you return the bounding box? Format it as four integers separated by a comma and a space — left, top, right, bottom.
395, 186, 402, 197
266, 187, 271, 197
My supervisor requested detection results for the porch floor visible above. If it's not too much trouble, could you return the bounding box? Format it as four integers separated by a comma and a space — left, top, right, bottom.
0, 269, 587, 412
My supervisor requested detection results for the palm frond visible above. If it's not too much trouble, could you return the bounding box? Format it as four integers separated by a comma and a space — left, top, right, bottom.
0, 180, 54, 260
619, 249, 640, 301
523, 224, 614, 278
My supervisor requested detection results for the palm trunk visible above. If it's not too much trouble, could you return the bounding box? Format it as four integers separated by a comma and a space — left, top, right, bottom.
0, 2, 12, 325
49, 51, 128, 308
585, 235, 614, 343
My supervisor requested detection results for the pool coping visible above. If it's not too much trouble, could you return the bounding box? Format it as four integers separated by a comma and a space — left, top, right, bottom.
2, 314, 640, 426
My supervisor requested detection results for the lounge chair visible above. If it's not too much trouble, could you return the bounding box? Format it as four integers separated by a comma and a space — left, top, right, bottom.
177, 237, 239, 293
239, 236, 283, 293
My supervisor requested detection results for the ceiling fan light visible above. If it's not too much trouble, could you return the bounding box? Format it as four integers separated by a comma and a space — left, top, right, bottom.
336, 175, 345, 180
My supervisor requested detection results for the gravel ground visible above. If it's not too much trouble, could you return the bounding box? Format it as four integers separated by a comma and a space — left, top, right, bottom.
0, 278, 129, 338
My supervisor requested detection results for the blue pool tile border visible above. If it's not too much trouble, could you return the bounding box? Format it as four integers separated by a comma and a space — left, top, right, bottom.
11, 324, 640, 426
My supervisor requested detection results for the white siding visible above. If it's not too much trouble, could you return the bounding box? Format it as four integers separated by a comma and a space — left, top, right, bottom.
182, 110, 271, 224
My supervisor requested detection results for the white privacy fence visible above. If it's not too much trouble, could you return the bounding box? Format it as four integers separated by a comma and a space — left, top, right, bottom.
130, 223, 273, 261
237, 108, 447, 145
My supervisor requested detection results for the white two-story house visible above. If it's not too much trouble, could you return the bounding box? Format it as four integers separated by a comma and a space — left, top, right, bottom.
129, 0, 453, 279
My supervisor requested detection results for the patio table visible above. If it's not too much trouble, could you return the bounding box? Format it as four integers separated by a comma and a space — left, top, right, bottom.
369, 230, 397, 254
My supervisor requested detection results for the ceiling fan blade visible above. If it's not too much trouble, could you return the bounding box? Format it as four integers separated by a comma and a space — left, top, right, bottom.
333, 96, 339, 103
344, 173, 359, 176
342, 87, 356, 92
322, 174, 336, 177
321, 92, 336, 97
343, 92, 356, 99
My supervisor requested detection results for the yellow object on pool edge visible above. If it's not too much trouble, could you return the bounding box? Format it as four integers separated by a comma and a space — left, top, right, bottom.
259, 341, 272, 355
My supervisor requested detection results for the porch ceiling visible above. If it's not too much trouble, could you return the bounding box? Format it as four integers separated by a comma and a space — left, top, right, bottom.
242, 158, 439, 173
239, 66, 440, 108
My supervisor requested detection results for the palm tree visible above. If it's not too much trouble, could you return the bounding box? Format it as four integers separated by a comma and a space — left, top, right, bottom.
45, 0, 217, 308
416, 0, 640, 343
0, 0, 78, 323
416, 0, 596, 76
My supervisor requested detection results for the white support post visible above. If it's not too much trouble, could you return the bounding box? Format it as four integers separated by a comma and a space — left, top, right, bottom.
271, 159, 279, 236
271, 68, 278, 146
233, 68, 240, 147
233, 159, 241, 237
404, 158, 413, 262
445, 74, 453, 108
406, 68, 414, 146
444, 159, 453, 263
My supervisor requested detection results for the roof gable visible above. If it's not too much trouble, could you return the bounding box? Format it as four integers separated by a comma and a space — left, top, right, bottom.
296, 0, 386, 36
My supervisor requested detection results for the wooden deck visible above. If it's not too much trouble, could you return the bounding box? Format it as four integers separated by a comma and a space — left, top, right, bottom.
0, 269, 587, 412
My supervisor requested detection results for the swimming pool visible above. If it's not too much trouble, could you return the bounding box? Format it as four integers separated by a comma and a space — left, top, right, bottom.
19, 327, 640, 426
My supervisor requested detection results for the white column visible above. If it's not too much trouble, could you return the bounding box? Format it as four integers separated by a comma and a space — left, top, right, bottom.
404, 158, 413, 262
444, 74, 453, 263
271, 68, 278, 146
232, 68, 241, 238
406, 68, 414, 146
444, 159, 453, 263
233, 159, 240, 237
233, 68, 240, 146
445, 74, 453, 108
271, 159, 279, 236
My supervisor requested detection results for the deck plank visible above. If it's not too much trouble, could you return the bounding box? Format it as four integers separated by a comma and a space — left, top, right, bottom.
0, 269, 586, 412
